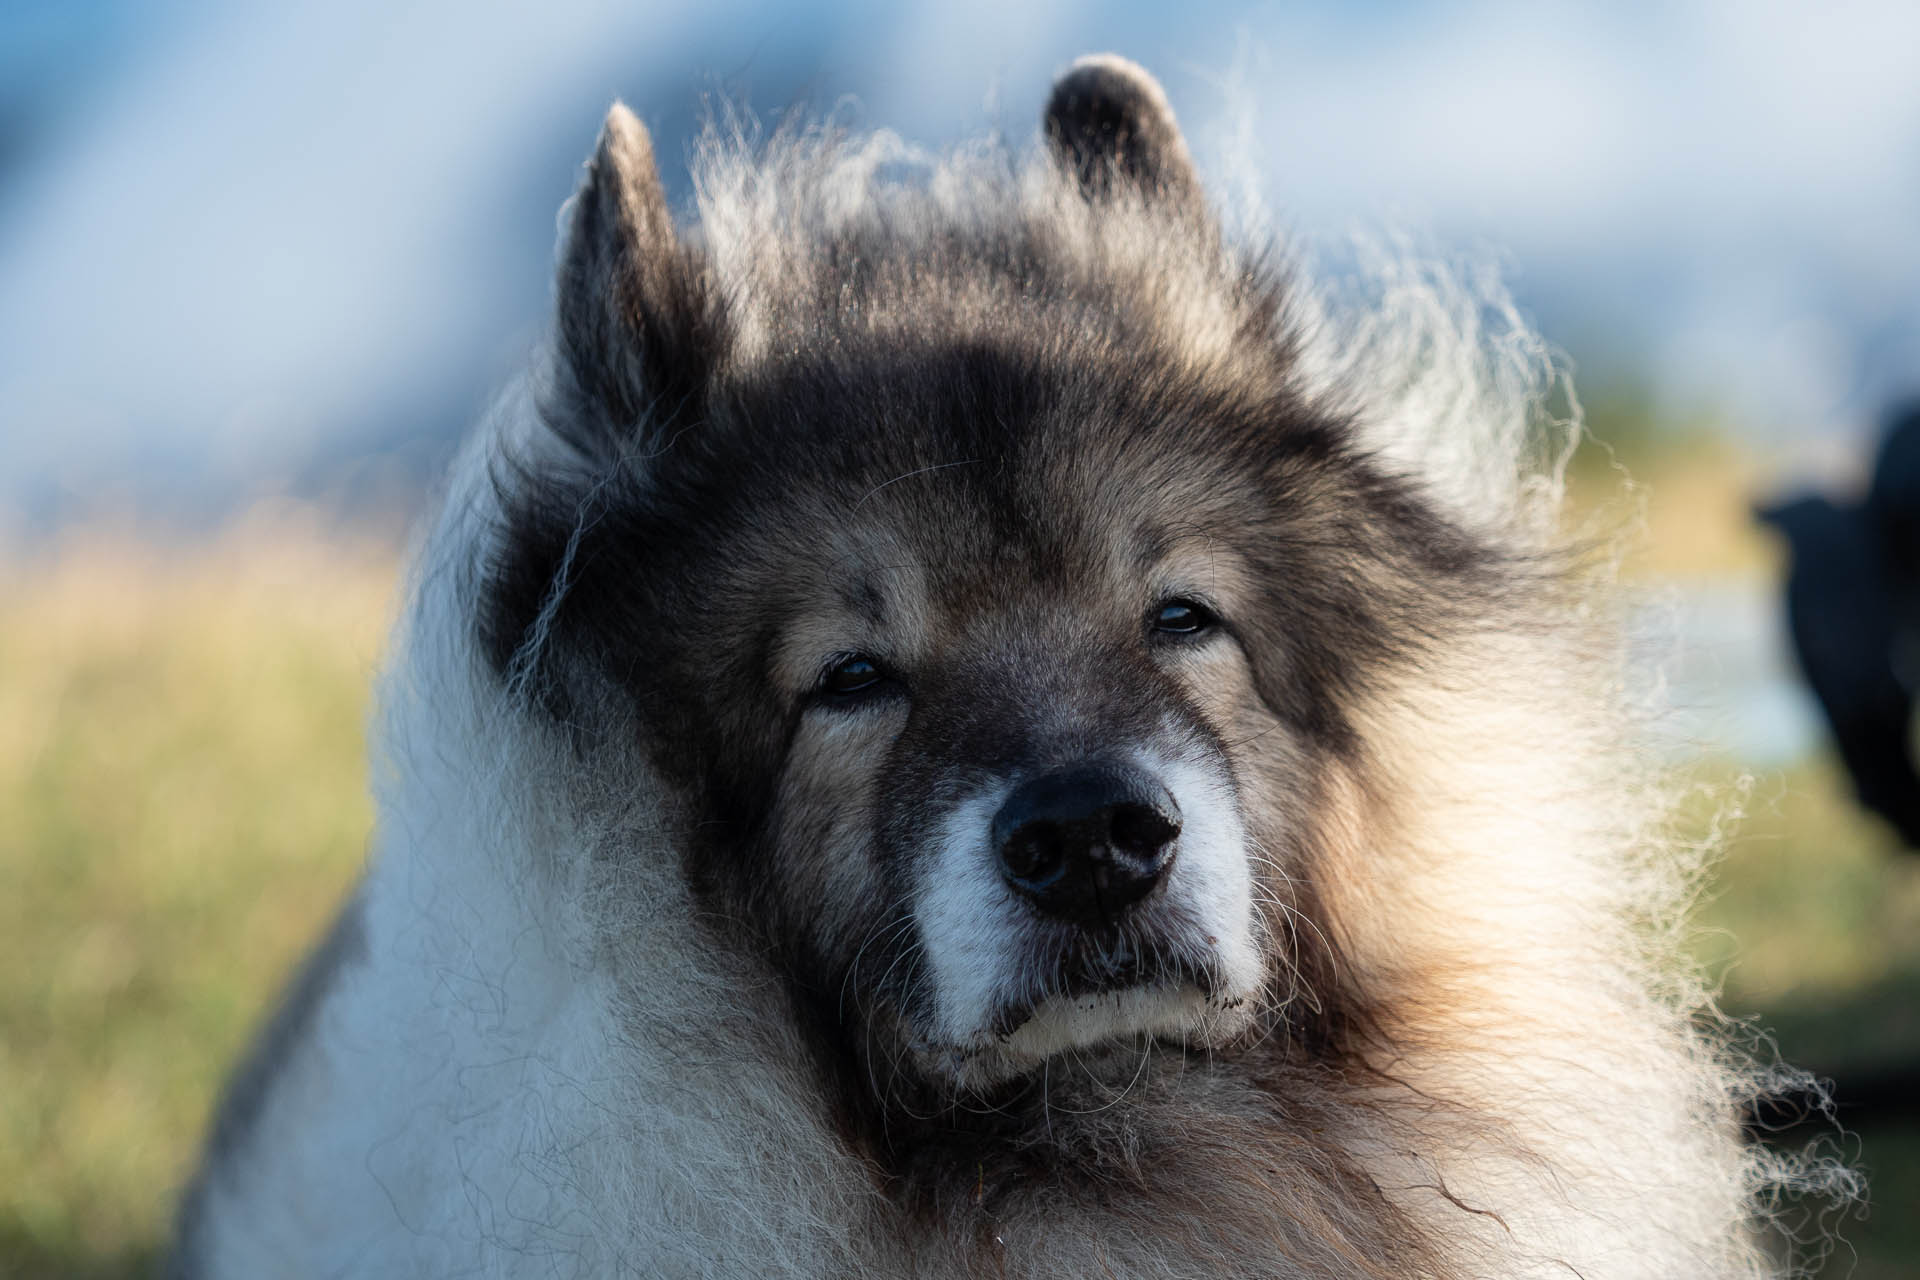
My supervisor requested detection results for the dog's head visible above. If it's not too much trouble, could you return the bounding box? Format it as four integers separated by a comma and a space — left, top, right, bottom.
484, 58, 1486, 1095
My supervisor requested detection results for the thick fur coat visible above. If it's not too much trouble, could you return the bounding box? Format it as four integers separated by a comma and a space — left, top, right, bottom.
174, 56, 1810, 1279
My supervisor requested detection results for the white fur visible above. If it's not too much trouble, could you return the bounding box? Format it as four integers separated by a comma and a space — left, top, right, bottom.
1142, 744, 1262, 1007
918, 784, 1022, 1047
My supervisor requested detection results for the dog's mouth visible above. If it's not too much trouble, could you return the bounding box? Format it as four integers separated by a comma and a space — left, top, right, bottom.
985, 932, 1226, 1039
907, 919, 1260, 1086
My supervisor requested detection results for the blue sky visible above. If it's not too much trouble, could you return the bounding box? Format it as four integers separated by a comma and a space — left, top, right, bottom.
2, 0, 1917, 518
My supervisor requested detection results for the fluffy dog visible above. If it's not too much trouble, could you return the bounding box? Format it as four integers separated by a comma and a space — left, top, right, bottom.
174, 55, 1804, 1279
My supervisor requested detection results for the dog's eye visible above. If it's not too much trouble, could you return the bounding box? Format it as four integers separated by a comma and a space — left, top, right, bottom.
1150, 598, 1216, 637
820, 654, 886, 699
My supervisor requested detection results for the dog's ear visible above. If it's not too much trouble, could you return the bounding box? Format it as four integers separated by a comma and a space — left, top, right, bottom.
1044, 56, 1202, 211
552, 103, 719, 454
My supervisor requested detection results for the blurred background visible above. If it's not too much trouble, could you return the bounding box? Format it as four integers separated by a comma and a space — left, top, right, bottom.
2, 1, 1916, 1275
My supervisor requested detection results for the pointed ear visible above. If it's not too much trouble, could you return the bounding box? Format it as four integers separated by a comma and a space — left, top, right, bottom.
552, 103, 718, 452
1044, 55, 1203, 210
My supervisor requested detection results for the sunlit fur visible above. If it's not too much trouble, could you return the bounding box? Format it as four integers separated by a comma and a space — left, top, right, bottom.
172, 57, 1843, 1280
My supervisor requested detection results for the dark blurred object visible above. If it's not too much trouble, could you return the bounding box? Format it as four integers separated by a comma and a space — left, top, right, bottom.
1746, 1062, 1920, 1135
1757, 402, 1920, 849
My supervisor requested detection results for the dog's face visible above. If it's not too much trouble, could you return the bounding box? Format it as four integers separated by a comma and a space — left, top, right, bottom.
485, 60, 1483, 1098
757, 479, 1274, 1086
675, 359, 1296, 1089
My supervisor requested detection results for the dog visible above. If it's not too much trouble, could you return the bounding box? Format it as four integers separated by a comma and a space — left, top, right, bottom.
172, 55, 1805, 1278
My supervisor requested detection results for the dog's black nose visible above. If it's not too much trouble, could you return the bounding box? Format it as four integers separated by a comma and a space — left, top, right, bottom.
992, 764, 1181, 925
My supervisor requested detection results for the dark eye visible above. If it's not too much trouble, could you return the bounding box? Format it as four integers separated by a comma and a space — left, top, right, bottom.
1150, 598, 1217, 637
819, 654, 886, 699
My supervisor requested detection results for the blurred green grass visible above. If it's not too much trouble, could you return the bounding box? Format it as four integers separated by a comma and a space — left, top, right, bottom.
1, 486, 1916, 1277
0, 513, 393, 1278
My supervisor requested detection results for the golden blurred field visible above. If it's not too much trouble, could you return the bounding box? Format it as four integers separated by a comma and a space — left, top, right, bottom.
0, 509, 394, 1277
2, 453, 1918, 1277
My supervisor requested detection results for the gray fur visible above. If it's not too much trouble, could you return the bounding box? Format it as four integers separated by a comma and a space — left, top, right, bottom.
171, 890, 365, 1278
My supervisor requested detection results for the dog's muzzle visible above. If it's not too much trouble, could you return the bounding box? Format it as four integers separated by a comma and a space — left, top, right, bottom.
990, 762, 1181, 927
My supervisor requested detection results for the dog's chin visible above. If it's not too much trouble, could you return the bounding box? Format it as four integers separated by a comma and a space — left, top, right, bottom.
914, 980, 1261, 1091
1002, 982, 1256, 1061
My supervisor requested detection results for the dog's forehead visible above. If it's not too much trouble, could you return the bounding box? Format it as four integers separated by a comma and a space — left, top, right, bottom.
725, 357, 1250, 551
677, 328, 1304, 660
780, 447, 1179, 610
